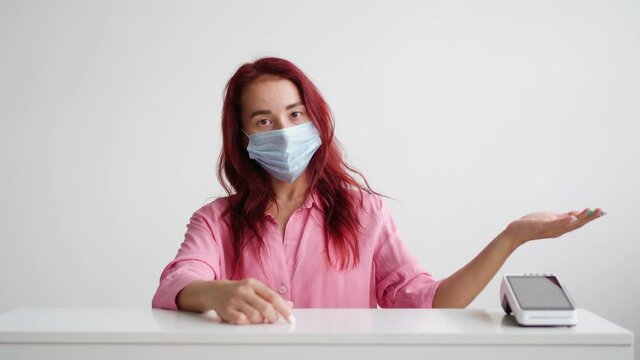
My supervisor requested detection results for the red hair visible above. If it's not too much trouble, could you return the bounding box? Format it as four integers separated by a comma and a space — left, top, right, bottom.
217, 57, 382, 276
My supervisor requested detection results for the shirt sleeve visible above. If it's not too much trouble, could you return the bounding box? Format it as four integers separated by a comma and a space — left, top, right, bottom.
151, 209, 222, 310
373, 196, 443, 308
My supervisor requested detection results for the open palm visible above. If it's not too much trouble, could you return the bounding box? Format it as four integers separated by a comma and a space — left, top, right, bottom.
505, 208, 605, 245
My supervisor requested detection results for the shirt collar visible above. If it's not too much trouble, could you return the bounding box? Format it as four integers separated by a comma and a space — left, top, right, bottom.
301, 189, 320, 210
263, 189, 319, 220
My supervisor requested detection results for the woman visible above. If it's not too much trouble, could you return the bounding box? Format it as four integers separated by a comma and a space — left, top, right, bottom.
151, 57, 605, 325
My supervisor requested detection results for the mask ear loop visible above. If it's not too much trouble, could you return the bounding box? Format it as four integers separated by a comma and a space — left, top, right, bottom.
241, 128, 250, 138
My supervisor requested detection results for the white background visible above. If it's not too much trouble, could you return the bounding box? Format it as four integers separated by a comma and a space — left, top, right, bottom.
1, 0, 638, 355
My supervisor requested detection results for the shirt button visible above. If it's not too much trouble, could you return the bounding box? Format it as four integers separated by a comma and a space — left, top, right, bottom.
278, 285, 287, 294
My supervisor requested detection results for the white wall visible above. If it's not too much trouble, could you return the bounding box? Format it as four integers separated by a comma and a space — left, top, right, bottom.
1, 0, 638, 355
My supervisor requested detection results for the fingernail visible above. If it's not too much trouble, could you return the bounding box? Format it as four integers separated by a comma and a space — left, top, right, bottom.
599, 211, 607, 217
287, 314, 296, 324
202, 310, 220, 321
587, 210, 594, 217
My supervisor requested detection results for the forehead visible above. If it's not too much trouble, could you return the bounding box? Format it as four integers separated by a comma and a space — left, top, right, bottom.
240, 76, 302, 113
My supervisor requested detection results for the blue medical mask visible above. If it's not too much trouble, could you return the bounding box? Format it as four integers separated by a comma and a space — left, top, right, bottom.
243, 121, 321, 183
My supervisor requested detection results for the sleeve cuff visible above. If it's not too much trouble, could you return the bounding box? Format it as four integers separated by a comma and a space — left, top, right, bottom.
377, 262, 444, 308
151, 259, 216, 310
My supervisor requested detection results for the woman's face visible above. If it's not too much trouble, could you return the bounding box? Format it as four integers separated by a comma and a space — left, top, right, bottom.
240, 75, 311, 136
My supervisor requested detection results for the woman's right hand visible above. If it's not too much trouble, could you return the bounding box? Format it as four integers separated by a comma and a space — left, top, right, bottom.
178, 278, 294, 325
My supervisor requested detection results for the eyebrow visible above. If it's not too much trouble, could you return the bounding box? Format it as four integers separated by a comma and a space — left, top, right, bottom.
249, 101, 304, 118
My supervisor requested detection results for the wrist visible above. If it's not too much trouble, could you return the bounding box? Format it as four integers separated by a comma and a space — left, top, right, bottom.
201, 280, 227, 312
496, 228, 523, 252
177, 280, 219, 312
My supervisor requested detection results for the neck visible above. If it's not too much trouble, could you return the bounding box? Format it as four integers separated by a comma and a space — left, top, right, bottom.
270, 170, 310, 203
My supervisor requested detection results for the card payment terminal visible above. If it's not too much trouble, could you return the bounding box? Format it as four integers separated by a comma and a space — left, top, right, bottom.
500, 273, 578, 326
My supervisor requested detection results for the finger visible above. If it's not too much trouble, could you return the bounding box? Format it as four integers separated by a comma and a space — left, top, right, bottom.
237, 300, 266, 324
568, 208, 590, 224
579, 207, 606, 221
569, 208, 604, 230
254, 282, 295, 323
560, 212, 579, 223
587, 208, 606, 218
578, 208, 591, 218
543, 213, 578, 229
244, 293, 279, 323
563, 208, 588, 228
202, 309, 220, 322
583, 208, 606, 224
222, 310, 250, 325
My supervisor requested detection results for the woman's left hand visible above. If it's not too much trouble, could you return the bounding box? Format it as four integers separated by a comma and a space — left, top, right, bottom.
504, 208, 606, 247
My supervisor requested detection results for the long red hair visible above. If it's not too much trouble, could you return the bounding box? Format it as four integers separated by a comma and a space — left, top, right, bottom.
217, 57, 382, 277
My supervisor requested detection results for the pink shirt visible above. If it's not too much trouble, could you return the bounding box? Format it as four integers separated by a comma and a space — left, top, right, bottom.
151, 190, 443, 309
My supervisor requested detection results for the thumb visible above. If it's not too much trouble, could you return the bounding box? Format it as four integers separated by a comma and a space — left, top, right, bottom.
562, 213, 579, 224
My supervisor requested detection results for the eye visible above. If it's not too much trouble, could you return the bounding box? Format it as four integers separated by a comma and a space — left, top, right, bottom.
257, 118, 272, 126
291, 111, 303, 119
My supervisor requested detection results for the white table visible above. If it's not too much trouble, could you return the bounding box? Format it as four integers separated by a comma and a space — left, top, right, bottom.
0, 308, 634, 359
